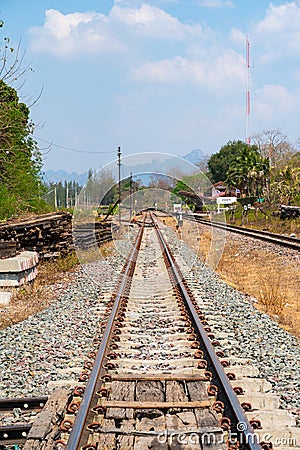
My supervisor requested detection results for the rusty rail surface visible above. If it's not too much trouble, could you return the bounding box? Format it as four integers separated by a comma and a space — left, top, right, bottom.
190, 214, 300, 251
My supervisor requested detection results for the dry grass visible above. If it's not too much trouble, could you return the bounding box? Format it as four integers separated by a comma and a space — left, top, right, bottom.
0, 252, 80, 330
257, 268, 287, 317
176, 217, 300, 337
216, 241, 300, 337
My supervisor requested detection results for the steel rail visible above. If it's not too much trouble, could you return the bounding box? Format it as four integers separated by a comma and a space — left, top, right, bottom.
0, 396, 48, 412
66, 218, 145, 450
0, 423, 31, 445
152, 216, 261, 450
190, 215, 300, 251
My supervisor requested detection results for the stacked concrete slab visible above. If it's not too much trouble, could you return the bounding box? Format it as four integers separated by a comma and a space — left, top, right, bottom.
0, 250, 39, 287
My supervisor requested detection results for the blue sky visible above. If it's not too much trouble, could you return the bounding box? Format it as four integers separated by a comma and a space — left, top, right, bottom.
2, 0, 300, 173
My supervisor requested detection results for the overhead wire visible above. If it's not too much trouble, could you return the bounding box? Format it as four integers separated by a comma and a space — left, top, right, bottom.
34, 136, 115, 155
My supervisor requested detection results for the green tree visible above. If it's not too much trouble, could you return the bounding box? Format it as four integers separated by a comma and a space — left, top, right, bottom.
226, 146, 269, 197
207, 140, 251, 183
0, 80, 45, 219
270, 161, 300, 205
0, 20, 47, 219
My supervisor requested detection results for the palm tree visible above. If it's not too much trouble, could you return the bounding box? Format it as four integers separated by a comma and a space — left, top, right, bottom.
226, 147, 269, 197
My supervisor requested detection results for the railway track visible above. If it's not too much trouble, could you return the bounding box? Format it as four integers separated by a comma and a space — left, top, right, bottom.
0, 396, 47, 447
2, 212, 298, 449
189, 215, 300, 251
51, 212, 280, 450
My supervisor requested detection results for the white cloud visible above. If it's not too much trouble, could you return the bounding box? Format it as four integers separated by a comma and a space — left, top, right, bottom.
230, 27, 246, 46
29, 4, 204, 57
255, 84, 295, 118
133, 50, 245, 91
254, 2, 300, 59
110, 4, 203, 40
197, 0, 234, 8
29, 9, 123, 56
256, 2, 300, 34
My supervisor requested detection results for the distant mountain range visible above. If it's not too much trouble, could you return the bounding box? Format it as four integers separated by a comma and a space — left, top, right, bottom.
183, 149, 205, 164
43, 169, 89, 186
43, 149, 205, 185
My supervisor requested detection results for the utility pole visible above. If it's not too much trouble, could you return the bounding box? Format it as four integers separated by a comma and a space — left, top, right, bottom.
246, 35, 251, 146
66, 182, 69, 208
54, 184, 57, 209
117, 146, 121, 225
129, 172, 133, 222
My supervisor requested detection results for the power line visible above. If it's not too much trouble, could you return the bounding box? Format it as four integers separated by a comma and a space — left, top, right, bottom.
34, 136, 115, 154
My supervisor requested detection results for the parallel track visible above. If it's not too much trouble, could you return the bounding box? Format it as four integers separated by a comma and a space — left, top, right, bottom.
189, 215, 300, 251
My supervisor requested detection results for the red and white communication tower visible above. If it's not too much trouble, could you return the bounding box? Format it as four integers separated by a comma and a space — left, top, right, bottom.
246, 35, 251, 146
